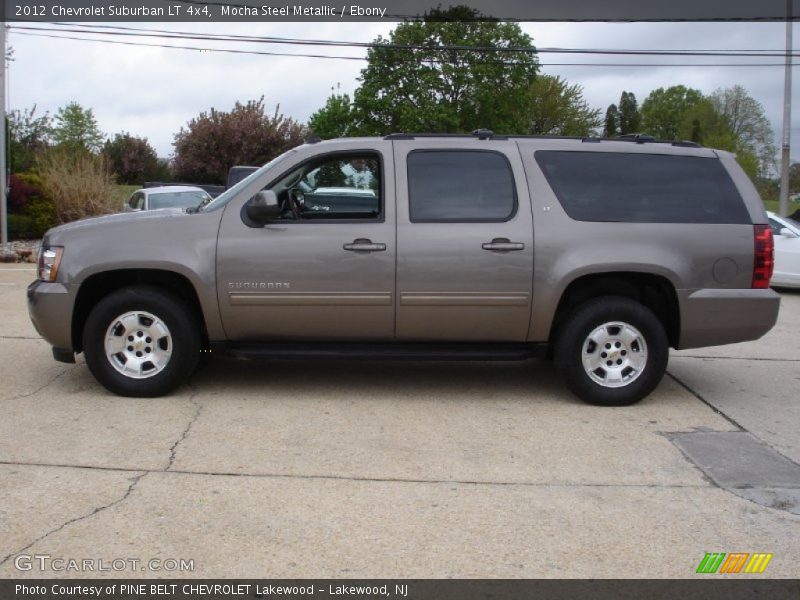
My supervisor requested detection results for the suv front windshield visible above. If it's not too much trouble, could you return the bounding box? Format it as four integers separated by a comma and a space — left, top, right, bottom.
201, 149, 297, 212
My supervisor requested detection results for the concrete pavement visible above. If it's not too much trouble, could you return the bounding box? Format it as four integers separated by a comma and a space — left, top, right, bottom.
0, 265, 798, 578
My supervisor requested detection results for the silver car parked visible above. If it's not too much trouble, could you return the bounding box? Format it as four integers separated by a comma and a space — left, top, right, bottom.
123, 186, 212, 212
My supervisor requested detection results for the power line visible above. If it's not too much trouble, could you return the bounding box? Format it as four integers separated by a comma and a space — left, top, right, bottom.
11, 29, 800, 67
16, 21, 800, 58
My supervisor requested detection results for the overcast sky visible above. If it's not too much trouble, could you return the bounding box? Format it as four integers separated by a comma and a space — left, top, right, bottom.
7, 21, 799, 165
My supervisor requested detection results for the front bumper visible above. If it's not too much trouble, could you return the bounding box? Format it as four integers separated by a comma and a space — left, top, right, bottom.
677, 288, 781, 349
27, 279, 77, 356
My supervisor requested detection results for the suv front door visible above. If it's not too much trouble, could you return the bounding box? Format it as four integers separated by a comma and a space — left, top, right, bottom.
394, 140, 534, 341
216, 141, 396, 341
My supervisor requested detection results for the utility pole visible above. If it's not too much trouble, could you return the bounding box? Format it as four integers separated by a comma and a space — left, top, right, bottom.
1, 23, 7, 247
778, 2, 794, 218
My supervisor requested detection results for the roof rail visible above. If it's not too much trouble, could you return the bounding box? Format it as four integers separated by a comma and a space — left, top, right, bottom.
382, 132, 701, 147
615, 133, 701, 148
617, 133, 656, 144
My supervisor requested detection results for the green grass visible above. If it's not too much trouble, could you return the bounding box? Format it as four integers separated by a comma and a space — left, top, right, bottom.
111, 184, 139, 210
762, 198, 800, 215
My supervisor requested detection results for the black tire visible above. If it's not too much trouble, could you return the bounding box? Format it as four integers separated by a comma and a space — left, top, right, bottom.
554, 296, 668, 406
83, 285, 201, 397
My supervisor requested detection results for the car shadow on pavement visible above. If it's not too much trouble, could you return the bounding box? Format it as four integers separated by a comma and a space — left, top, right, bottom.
188, 356, 578, 404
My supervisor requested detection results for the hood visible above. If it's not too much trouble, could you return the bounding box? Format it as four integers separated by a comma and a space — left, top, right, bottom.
44, 208, 188, 245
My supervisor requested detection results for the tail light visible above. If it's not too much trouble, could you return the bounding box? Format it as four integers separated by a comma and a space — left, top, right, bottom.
752, 225, 773, 289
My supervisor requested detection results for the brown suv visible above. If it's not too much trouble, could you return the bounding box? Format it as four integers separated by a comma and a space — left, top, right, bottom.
27, 132, 780, 405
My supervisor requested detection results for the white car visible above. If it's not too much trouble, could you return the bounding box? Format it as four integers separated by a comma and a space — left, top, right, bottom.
123, 186, 212, 212
767, 211, 800, 288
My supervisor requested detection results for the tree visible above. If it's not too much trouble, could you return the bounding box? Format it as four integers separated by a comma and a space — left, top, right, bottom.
677, 99, 760, 180
678, 99, 736, 148
528, 75, 602, 136
172, 97, 306, 184
351, 7, 539, 135
308, 87, 353, 139
618, 91, 640, 134
640, 85, 703, 140
103, 132, 162, 185
790, 162, 800, 194
604, 104, 619, 137
52, 102, 104, 154
710, 85, 777, 176
6, 105, 52, 172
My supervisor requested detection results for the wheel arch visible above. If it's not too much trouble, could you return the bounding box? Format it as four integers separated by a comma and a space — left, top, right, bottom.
72, 269, 209, 353
549, 271, 681, 349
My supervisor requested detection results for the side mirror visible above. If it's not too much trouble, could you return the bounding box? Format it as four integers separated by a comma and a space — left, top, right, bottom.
779, 227, 799, 239
245, 190, 281, 222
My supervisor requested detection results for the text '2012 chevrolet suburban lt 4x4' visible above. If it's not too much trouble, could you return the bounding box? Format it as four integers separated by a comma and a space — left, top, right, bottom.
27, 132, 780, 406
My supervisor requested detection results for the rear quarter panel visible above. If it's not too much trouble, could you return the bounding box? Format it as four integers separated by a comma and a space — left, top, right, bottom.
517, 140, 758, 343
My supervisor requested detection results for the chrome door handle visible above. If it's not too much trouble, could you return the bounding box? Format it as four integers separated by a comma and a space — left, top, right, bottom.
482, 238, 525, 252
343, 238, 387, 252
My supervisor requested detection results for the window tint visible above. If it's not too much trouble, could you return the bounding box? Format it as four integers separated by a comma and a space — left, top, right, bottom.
407, 151, 516, 222
275, 154, 381, 220
535, 151, 751, 224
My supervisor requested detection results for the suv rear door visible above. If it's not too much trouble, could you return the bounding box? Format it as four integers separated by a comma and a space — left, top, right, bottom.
393, 139, 534, 341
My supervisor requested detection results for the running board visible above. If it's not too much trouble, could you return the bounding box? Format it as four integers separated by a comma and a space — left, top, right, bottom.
216, 342, 548, 362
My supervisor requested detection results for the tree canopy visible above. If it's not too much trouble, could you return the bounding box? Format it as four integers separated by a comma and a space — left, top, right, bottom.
308, 88, 353, 140
618, 91, 640, 135
528, 75, 602, 136
640, 85, 704, 140
7, 105, 52, 172
603, 104, 619, 137
172, 97, 306, 184
710, 85, 776, 175
103, 132, 164, 185
52, 101, 104, 154
351, 7, 540, 135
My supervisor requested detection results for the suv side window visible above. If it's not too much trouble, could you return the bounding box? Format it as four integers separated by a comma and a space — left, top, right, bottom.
407, 150, 516, 222
274, 153, 381, 220
535, 151, 751, 225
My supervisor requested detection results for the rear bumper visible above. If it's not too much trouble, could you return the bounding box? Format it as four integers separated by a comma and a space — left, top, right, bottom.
677, 288, 780, 349
27, 280, 76, 352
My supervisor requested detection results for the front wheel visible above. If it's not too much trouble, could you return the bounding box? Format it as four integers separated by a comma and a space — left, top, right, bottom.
83, 286, 201, 397
554, 296, 668, 406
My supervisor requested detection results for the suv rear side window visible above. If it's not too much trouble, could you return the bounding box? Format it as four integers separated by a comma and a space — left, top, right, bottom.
535, 151, 751, 224
407, 150, 516, 222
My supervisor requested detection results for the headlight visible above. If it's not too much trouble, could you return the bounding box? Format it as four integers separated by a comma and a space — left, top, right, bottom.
37, 246, 64, 282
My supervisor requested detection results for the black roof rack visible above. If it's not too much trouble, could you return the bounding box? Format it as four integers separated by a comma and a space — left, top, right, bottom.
382, 131, 702, 148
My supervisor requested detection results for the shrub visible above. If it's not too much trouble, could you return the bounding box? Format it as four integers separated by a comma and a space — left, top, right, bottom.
6, 215, 34, 239
37, 151, 116, 224
7, 173, 44, 213
103, 132, 162, 185
172, 97, 306, 184
24, 197, 58, 237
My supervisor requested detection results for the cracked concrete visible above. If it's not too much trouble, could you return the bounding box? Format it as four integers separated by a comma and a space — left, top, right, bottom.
0, 471, 147, 568
1, 265, 799, 578
165, 387, 202, 471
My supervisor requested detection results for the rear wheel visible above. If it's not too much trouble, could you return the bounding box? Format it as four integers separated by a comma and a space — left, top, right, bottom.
83, 286, 200, 397
554, 296, 668, 406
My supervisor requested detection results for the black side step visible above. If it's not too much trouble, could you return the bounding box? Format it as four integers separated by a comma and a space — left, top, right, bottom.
215, 342, 548, 362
